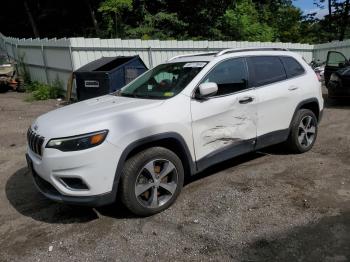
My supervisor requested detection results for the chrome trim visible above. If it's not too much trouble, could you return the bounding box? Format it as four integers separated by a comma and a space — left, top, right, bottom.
27, 128, 45, 156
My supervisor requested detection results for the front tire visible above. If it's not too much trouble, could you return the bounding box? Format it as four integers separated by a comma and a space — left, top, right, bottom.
286, 109, 318, 153
120, 147, 184, 216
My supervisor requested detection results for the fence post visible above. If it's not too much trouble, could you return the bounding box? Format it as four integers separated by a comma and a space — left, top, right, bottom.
41, 44, 49, 84
148, 46, 153, 68
10, 43, 16, 61
68, 45, 75, 71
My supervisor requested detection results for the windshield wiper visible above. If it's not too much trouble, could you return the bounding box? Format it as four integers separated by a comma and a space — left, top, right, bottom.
119, 92, 166, 100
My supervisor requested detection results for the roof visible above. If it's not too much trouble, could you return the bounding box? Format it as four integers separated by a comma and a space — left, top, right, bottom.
167, 47, 293, 63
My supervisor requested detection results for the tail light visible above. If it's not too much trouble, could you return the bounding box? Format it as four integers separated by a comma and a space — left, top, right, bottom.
315, 72, 321, 82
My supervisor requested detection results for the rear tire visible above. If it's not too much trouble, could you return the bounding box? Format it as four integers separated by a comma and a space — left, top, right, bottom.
286, 109, 318, 153
0, 84, 9, 93
120, 147, 184, 216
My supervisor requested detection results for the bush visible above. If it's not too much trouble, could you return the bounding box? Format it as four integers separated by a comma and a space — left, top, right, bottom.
25, 80, 64, 101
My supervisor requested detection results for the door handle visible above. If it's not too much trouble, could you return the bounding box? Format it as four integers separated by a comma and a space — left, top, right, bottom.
288, 86, 299, 91
239, 97, 254, 104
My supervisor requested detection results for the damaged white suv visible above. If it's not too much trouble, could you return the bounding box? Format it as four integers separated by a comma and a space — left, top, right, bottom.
26, 48, 323, 216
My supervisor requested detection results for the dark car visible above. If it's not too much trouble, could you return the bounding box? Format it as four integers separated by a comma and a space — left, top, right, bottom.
324, 51, 350, 98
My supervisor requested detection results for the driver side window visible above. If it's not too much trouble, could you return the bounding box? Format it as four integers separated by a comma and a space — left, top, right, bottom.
202, 58, 248, 96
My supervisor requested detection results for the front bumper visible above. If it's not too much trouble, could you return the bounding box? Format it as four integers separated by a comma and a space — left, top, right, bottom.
30, 161, 115, 206
26, 139, 121, 206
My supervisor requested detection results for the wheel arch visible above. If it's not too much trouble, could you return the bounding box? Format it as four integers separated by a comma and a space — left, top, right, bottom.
291, 98, 321, 126
110, 132, 196, 200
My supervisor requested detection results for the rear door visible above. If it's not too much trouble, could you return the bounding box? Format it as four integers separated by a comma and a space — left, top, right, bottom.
247, 55, 302, 149
325, 51, 349, 86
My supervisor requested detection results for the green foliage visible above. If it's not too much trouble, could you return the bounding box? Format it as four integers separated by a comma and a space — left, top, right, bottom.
219, 1, 275, 41
2, 0, 350, 44
98, 0, 132, 37
25, 80, 64, 101
98, 0, 132, 14
126, 12, 189, 40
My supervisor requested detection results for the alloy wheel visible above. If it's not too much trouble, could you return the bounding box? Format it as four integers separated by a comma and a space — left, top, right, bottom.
134, 159, 178, 208
298, 115, 316, 148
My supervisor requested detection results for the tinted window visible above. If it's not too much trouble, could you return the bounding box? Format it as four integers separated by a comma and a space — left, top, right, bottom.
327, 51, 347, 67
247, 56, 287, 87
280, 56, 305, 78
202, 58, 248, 96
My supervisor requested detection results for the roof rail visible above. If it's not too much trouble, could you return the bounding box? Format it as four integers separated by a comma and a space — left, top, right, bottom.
168, 47, 290, 61
168, 52, 217, 61
215, 47, 289, 57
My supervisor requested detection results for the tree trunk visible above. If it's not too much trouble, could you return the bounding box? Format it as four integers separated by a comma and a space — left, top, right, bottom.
339, 0, 350, 41
328, 0, 332, 17
115, 12, 118, 37
327, 0, 333, 42
24, 0, 40, 38
85, 0, 100, 36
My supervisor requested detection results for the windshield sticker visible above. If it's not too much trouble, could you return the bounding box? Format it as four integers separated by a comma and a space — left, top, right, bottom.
183, 62, 207, 68
163, 92, 174, 97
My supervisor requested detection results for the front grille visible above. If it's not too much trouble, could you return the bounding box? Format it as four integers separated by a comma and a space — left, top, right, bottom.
27, 128, 45, 156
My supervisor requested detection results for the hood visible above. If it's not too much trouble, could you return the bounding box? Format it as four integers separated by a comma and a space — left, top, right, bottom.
34, 95, 164, 137
0, 64, 14, 75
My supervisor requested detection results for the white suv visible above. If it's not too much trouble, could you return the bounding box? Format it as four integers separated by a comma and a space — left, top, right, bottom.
26, 48, 324, 216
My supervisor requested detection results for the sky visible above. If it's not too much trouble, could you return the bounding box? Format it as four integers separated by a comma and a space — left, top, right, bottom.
293, 0, 329, 18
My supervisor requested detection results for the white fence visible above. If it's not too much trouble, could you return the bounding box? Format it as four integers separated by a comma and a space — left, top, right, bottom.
313, 40, 350, 63
1, 33, 349, 90
0, 34, 73, 88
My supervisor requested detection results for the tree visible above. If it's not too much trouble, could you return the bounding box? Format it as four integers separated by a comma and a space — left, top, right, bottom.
85, 0, 101, 36
218, 0, 274, 41
98, 0, 132, 37
313, 0, 350, 41
1, 0, 349, 43
23, 0, 40, 38
125, 12, 188, 40
337, 0, 350, 41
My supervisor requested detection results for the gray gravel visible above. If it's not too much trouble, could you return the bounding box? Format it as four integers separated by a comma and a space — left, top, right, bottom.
0, 91, 349, 262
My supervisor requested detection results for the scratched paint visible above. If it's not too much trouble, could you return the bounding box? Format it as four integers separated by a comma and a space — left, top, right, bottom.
201, 115, 251, 148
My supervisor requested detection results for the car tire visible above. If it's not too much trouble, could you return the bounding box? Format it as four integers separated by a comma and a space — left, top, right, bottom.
119, 147, 184, 216
0, 84, 9, 93
286, 109, 318, 153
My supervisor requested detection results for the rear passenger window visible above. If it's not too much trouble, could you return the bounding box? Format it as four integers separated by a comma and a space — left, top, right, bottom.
247, 56, 287, 87
202, 58, 248, 96
280, 56, 305, 78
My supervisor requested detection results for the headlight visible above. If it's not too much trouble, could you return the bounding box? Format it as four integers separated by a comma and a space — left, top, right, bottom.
46, 130, 108, 151
330, 73, 340, 82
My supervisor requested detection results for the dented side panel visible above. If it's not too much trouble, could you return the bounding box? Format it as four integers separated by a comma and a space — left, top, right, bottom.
190, 90, 257, 161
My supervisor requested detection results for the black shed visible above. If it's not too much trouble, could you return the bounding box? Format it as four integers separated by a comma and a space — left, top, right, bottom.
75, 56, 147, 101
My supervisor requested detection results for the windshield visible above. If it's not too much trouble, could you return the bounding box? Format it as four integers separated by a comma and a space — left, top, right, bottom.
117, 62, 207, 99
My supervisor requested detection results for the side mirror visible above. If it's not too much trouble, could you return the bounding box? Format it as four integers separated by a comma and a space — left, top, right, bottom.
197, 82, 218, 99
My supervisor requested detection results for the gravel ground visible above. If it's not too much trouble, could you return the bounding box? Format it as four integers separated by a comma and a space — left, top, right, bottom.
0, 91, 349, 262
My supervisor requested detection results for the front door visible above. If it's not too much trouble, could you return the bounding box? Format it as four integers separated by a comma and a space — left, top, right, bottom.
190, 58, 257, 171
325, 51, 349, 86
